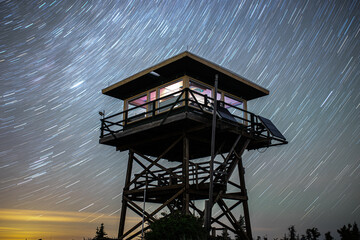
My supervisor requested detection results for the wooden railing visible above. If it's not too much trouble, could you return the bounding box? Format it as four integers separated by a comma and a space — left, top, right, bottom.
100, 88, 286, 144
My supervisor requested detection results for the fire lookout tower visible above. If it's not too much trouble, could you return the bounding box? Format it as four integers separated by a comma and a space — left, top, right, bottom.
99, 52, 287, 239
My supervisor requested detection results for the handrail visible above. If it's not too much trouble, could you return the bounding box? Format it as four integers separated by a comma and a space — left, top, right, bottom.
100, 88, 287, 145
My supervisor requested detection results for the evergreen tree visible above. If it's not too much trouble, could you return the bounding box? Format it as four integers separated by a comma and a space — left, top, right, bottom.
235, 215, 246, 240
94, 223, 107, 240
144, 211, 206, 240
324, 232, 333, 240
305, 228, 320, 240
337, 222, 360, 240
220, 229, 231, 240
288, 225, 296, 240
353, 223, 360, 240
338, 224, 352, 240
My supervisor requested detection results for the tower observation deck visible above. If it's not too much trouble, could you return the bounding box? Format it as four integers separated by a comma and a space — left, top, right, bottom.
99, 51, 287, 239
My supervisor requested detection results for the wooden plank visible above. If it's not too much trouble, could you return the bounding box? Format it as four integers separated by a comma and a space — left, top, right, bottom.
124, 184, 183, 195
221, 192, 248, 201
118, 151, 134, 239
238, 157, 253, 240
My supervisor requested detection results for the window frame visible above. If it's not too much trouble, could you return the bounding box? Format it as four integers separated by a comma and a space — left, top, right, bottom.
122, 76, 248, 125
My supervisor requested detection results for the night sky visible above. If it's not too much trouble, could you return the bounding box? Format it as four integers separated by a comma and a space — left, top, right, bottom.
1, 0, 359, 239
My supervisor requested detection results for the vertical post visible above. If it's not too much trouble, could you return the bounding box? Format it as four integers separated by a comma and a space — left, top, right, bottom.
141, 171, 148, 239
183, 135, 190, 214
250, 114, 255, 133
238, 158, 252, 240
118, 151, 134, 239
100, 119, 104, 138
124, 111, 128, 126
184, 88, 189, 111
152, 101, 156, 117
206, 74, 218, 232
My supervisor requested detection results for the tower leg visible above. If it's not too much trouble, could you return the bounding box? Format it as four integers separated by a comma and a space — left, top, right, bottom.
182, 135, 190, 214
118, 151, 134, 239
238, 158, 253, 240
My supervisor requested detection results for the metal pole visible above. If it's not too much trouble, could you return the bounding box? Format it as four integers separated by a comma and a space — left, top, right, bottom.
141, 172, 147, 239
206, 74, 218, 232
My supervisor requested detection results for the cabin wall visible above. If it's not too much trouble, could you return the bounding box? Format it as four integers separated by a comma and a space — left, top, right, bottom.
122, 75, 248, 124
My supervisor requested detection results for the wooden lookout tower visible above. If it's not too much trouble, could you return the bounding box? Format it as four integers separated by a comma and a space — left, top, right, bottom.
99, 52, 287, 239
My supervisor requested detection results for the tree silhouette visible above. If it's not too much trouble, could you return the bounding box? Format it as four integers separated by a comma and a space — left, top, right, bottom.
352, 223, 360, 240
306, 228, 320, 240
288, 225, 296, 240
144, 211, 206, 240
337, 222, 360, 240
94, 223, 107, 240
324, 232, 333, 240
220, 229, 231, 240
235, 215, 246, 240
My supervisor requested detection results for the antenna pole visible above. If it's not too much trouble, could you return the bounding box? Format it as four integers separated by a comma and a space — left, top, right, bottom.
141, 172, 148, 239
206, 74, 218, 233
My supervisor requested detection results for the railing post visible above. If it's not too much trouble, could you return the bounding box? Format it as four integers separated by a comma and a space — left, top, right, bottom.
124, 111, 128, 126
206, 74, 218, 232
250, 114, 255, 134
152, 101, 156, 117
100, 119, 104, 138
184, 88, 188, 111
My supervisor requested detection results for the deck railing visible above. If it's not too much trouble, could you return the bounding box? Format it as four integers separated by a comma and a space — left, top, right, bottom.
100, 88, 285, 143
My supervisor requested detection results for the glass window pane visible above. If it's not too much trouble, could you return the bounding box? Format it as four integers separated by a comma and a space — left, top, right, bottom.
189, 80, 212, 106
224, 95, 244, 122
149, 91, 156, 101
148, 90, 157, 115
127, 94, 147, 120
216, 92, 222, 101
159, 80, 183, 112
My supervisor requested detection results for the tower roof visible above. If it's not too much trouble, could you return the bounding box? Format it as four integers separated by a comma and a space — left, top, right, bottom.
102, 51, 269, 100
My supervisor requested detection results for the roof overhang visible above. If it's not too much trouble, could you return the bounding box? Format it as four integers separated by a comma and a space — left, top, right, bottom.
102, 51, 269, 101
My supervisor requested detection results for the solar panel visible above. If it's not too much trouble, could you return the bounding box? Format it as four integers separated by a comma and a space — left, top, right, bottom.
258, 116, 286, 140
217, 106, 238, 123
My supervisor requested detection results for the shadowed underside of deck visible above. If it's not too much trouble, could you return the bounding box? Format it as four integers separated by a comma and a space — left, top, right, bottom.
100, 111, 272, 161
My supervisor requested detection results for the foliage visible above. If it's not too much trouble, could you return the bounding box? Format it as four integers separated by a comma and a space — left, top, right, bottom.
337, 222, 360, 240
324, 232, 333, 240
94, 223, 108, 240
288, 225, 296, 240
144, 212, 207, 240
305, 227, 320, 240
220, 229, 231, 240
235, 215, 246, 240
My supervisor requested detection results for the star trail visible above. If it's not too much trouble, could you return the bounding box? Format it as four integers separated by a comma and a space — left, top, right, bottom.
0, 0, 359, 239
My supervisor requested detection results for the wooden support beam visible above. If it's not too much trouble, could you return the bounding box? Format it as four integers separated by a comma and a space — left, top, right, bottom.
183, 135, 190, 214
218, 199, 239, 230
228, 180, 242, 189
212, 200, 241, 224
211, 217, 236, 234
117, 132, 253, 240
132, 156, 160, 186
121, 188, 185, 239
221, 192, 248, 201
238, 157, 253, 240
126, 225, 150, 240
124, 196, 156, 222
125, 136, 183, 189
118, 151, 134, 239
